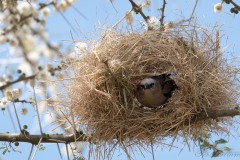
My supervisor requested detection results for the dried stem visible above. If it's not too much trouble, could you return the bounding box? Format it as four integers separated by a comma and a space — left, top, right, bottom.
189, 0, 198, 22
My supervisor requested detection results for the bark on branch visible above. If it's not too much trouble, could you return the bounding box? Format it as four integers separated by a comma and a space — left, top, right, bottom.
0, 109, 239, 144
229, 0, 240, 10
0, 74, 36, 91
159, 0, 167, 29
0, 133, 88, 145
128, 0, 149, 22
193, 109, 240, 122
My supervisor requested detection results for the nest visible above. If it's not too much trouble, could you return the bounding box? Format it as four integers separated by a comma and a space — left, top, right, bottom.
65, 25, 239, 147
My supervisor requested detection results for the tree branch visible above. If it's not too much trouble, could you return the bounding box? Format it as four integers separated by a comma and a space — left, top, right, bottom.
0, 74, 36, 91
229, 0, 240, 10
2, 1, 55, 35
193, 109, 240, 122
159, 0, 167, 30
0, 133, 89, 145
13, 99, 34, 104
128, 0, 149, 22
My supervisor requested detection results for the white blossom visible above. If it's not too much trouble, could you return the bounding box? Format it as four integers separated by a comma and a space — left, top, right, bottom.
56, 73, 64, 79
0, 77, 6, 86
164, 22, 175, 32
21, 108, 28, 115
0, 35, 6, 44
18, 62, 33, 76
28, 51, 41, 62
40, 7, 51, 18
9, 37, 19, 46
75, 42, 88, 55
1, 97, 9, 105
44, 113, 56, 124
0, 103, 7, 110
5, 91, 13, 100
146, 17, 159, 30
0, 10, 10, 21
67, 0, 77, 4
17, 2, 33, 16
12, 88, 22, 99
29, 79, 35, 88
214, 3, 223, 13
21, 35, 37, 52
144, 0, 151, 9
59, 0, 70, 11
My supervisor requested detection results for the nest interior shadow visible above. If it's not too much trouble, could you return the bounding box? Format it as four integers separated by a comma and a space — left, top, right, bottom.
67, 28, 239, 144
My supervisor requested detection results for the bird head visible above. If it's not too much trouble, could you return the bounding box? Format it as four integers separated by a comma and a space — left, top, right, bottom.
139, 78, 157, 90
136, 74, 178, 108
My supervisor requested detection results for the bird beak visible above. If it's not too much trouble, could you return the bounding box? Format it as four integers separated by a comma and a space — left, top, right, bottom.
140, 85, 147, 89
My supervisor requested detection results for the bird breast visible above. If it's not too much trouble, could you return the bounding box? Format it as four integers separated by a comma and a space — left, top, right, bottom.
136, 87, 168, 108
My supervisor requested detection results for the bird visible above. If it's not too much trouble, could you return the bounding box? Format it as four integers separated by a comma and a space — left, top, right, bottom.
136, 74, 177, 108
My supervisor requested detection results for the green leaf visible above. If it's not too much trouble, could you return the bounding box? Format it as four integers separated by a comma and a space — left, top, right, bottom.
215, 138, 227, 145
212, 149, 223, 157
223, 146, 232, 152
3, 148, 8, 155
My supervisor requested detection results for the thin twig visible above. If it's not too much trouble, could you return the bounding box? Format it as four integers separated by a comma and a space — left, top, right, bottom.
7, 107, 17, 132
198, 138, 205, 160
109, 0, 118, 13
66, 143, 70, 160
28, 144, 34, 160
59, 110, 79, 135
70, 110, 77, 144
0, 74, 36, 91
128, 0, 149, 22
159, 0, 167, 30
31, 137, 43, 160
150, 141, 155, 160
121, 142, 132, 160
229, 0, 240, 10
12, 102, 22, 132
32, 85, 43, 134
112, 9, 133, 29
13, 99, 34, 104
57, 143, 63, 160
189, 0, 198, 23
71, 5, 88, 20
59, 11, 78, 36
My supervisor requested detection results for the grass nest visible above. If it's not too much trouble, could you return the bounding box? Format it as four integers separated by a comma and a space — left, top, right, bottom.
65, 25, 239, 146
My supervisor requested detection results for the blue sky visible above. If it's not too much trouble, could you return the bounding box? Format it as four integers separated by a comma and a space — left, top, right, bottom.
1, 0, 240, 160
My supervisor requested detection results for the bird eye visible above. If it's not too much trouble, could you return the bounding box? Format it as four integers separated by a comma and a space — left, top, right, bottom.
149, 83, 155, 87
